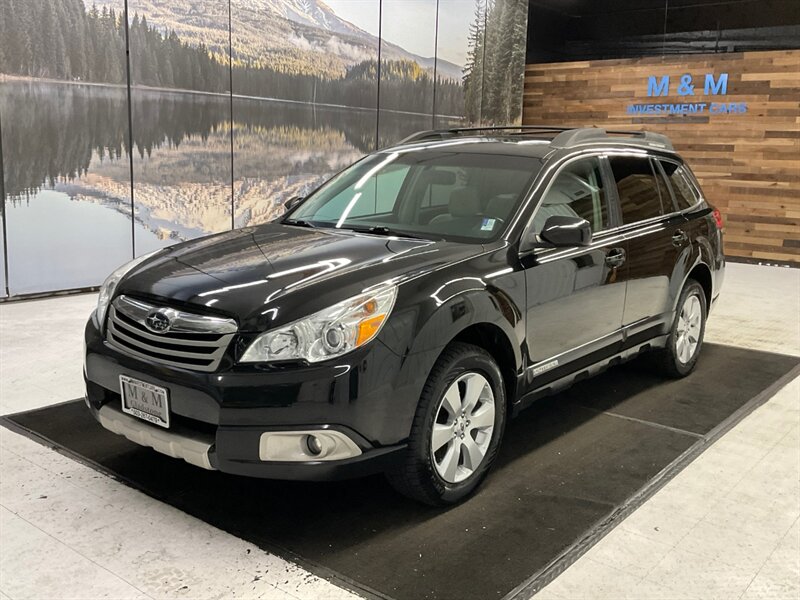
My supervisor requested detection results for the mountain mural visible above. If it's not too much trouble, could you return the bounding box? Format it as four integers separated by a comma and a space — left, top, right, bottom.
0, 0, 529, 296
0, 0, 464, 115
92, 0, 464, 80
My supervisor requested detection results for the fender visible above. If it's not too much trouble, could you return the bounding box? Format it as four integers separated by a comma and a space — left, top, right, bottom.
382, 274, 525, 438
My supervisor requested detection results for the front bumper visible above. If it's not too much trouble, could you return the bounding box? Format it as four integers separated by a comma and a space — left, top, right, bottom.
84, 315, 410, 481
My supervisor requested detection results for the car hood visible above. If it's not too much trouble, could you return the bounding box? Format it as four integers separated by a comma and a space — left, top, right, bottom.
118, 223, 482, 331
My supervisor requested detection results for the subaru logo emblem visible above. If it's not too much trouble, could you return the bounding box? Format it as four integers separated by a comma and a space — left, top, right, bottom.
145, 310, 171, 334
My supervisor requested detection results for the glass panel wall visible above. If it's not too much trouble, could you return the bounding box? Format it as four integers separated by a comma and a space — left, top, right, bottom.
0, 0, 133, 295
478, 0, 529, 125
128, 0, 233, 255
434, 0, 472, 128
0, 0, 529, 296
0, 216, 6, 298
231, 0, 379, 228
378, 0, 438, 147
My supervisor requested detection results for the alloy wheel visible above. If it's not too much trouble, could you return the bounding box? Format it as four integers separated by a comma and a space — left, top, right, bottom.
430, 372, 495, 483
675, 293, 702, 364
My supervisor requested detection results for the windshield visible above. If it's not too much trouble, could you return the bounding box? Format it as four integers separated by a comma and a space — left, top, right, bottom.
285, 150, 542, 243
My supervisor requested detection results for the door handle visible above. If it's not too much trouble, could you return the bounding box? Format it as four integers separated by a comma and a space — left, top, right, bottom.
672, 230, 688, 246
605, 248, 626, 268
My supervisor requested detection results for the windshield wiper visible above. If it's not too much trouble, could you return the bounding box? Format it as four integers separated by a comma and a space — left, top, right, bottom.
282, 218, 317, 228
345, 225, 429, 240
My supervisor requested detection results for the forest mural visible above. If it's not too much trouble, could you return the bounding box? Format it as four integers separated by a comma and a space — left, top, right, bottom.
0, 0, 529, 296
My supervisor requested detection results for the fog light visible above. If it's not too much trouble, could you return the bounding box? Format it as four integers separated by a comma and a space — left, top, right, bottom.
258, 430, 363, 462
306, 434, 323, 456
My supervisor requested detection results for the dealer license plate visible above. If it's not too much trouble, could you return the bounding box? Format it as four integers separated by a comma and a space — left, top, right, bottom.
119, 375, 170, 428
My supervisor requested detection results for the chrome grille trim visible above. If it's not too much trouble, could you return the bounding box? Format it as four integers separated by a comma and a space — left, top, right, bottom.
106, 296, 237, 372
114, 295, 238, 334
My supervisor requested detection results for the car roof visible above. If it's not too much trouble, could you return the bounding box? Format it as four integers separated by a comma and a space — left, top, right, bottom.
383, 126, 677, 159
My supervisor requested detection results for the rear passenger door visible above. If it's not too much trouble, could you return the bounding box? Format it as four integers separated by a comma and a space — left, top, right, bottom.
607, 154, 689, 339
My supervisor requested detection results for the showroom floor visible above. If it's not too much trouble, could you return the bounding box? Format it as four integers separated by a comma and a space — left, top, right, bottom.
0, 261, 798, 600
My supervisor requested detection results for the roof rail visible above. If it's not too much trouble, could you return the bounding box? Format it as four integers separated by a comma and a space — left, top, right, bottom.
550, 128, 674, 150
397, 126, 674, 151
398, 125, 571, 145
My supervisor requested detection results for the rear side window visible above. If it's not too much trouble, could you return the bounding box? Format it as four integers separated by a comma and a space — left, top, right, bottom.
609, 156, 664, 224
660, 161, 700, 210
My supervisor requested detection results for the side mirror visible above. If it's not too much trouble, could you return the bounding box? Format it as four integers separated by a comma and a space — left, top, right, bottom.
283, 196, 304, 211
538, 215, 592, 247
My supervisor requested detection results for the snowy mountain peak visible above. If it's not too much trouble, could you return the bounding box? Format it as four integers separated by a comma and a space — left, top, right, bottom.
234, 0, 366, 37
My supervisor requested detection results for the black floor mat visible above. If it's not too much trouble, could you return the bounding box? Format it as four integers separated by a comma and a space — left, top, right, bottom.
4, 344, 798, 600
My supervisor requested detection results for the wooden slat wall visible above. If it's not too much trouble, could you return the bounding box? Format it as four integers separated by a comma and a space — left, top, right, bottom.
523, 50, 800, 266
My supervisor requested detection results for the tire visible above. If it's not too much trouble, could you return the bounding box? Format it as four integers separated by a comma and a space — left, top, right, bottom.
652, 279, 707, 378
386, 342, 507, 505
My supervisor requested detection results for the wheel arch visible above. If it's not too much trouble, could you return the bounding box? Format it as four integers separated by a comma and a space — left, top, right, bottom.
686, 262, 713, 309
450, 322, 519, 409
670, 234, 715, 313
394, 285, 524, 422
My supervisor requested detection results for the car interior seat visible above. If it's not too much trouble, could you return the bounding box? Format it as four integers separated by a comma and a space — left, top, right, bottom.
429, 187, 483, 232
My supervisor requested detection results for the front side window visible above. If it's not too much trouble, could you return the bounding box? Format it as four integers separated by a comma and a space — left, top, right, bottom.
288, 150, 541, 242
609, 156, 665, 224
532, 157, 609, 234
660, 160, 700, 210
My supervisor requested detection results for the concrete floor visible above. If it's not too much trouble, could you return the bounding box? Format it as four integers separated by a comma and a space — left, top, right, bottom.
0, 261, 798, 600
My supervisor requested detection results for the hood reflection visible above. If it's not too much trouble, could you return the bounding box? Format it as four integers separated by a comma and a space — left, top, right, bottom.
119, 221, 479, 330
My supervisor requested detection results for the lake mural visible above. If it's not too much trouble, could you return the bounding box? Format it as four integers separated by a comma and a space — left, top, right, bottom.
0, 0, 529, 296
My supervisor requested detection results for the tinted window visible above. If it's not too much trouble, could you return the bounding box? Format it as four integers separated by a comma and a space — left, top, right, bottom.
653, 162, 672, 212
290, 151, 541, 242
609, 156, 664, 224
533, 157, 609, 233
660, 161, 700, 210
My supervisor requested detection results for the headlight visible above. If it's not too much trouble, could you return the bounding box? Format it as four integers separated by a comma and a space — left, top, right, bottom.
96, 250, 161, 330
240, 285, 398, 363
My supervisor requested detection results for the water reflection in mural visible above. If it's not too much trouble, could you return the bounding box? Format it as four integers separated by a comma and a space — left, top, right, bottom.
0, 0, 529, 296
0, 83, 136, 294
231, 100, 376, 228
128, 0, 233, 252
1, 81, 158, 293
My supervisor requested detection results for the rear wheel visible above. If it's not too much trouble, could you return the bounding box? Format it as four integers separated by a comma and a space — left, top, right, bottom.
653, 279, 707, 378
387, 342, 507, 505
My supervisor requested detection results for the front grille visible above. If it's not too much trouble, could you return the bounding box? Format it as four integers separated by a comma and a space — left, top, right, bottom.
106, 295, 237, 372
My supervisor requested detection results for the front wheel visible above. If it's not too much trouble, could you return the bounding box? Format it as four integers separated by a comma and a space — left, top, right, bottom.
653, 279, 707, 378
386, 342, 507, 505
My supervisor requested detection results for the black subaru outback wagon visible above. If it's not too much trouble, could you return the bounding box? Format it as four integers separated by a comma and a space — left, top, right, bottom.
84, 126, 725, 505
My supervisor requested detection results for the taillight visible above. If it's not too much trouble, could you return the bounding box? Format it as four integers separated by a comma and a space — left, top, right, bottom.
712, 208, 724, 229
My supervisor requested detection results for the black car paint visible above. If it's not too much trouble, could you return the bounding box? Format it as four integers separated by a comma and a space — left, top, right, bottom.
84, 137, 724, 480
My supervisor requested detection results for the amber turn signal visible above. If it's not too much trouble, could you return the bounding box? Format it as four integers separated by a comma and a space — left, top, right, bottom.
356, 314, 387, 346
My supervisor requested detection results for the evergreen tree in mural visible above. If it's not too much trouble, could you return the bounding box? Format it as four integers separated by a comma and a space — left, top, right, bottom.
463, 0, 486, 123
463, 0, 528, 124
0, 0, 125, 83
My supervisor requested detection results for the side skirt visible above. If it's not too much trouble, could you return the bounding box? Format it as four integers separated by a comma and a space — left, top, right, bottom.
512, 334, 669, 416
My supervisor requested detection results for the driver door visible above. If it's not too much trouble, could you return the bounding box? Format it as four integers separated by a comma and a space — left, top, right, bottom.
520, 155, 627, 387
